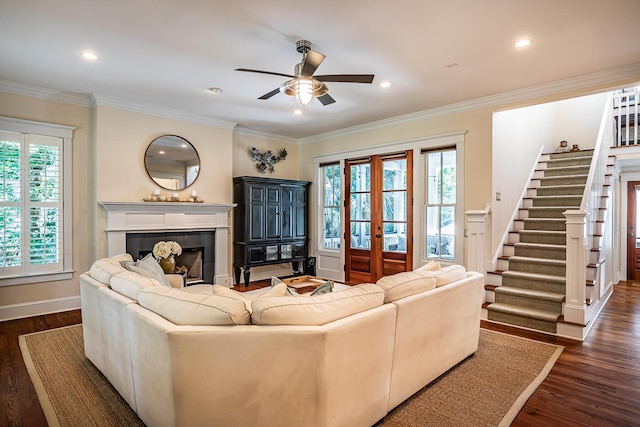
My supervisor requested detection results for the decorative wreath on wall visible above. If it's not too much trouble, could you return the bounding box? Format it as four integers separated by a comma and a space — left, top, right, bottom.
250, 147, 288, 173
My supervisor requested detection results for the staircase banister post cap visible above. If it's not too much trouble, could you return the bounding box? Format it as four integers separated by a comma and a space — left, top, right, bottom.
563, 209, 589, 223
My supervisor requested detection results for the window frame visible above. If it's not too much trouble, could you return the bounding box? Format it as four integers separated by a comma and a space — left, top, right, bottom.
0, 116, 74, 286
423, 147, 457, 261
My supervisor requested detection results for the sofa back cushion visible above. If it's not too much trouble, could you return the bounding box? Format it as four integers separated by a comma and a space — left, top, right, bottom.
376, 271, 437, 303
251, 283, 384, 326
415, 264, 467, 287
211, 282, 289, 313
138, 286, 251, 325
89, 253, 134, 285
110, 270, 163, 301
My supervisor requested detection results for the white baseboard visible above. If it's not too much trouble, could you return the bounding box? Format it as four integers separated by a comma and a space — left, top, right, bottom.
0, 295, 80, 322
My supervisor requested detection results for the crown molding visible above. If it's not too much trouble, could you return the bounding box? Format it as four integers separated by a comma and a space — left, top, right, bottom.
91, 94, 237, 129
233, 126, 297, 144
299, 63, 640, 144
0, 79, 93, 106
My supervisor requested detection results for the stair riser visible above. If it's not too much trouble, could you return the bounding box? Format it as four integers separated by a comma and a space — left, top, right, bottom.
532, 197, 581, 207
535, 186, 585, 196
486, 272, 502, 287
494, 293, 563, 313
501, 275, 565, 293
508, 259, 566, 276
487, 311, 558, 333
543, 166, 590, 177
514, 246, 566, 260
524, 219, 566, 231
518, 232, 566, 245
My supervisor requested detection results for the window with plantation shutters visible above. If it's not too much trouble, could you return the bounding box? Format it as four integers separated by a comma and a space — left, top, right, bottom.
0, 117, 73, 284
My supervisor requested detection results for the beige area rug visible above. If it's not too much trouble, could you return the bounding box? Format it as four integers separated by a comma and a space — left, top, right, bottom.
20, 325, 562, 427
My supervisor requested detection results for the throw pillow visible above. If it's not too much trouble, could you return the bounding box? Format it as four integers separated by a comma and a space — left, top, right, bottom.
309, 280, 333, 296
271, 276, 297, 296
415, 260, 441, 273
135, 253, 171, 287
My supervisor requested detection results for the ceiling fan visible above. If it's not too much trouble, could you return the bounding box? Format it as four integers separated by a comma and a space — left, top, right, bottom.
235, 40, 375, 107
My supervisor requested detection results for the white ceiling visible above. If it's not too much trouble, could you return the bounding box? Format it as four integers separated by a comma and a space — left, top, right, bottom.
2, 0, 640, 139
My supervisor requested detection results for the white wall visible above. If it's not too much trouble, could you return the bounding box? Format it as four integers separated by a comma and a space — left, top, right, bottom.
491, 93, 608, 263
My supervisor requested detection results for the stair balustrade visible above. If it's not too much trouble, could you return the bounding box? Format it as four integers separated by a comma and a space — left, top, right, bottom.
614, 87, 640, 147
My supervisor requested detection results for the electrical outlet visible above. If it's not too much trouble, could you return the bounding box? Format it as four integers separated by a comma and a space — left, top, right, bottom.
496, 192, 501, 201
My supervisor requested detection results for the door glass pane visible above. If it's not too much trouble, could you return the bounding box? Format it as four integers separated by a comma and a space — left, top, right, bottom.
281, 244, 292, 259
350, 193, 370, 220
383, 191, 406, 222
350, 164, 370, 192
350, 222, 371, 249
383, 222, 407, 253
266, 245, 278, 261
323, 207, 341, 249
383, 159, 407, 190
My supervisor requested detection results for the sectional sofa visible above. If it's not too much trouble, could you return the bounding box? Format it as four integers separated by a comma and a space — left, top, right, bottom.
80, 254, 484, 427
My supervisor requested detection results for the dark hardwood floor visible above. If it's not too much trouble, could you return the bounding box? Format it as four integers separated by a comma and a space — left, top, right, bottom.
1, 283, 640, 426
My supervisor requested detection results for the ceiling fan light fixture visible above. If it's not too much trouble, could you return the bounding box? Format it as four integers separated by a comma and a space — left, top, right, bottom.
295, 78, 314, 107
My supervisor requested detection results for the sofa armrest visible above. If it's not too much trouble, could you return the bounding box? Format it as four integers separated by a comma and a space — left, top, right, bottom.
166, 274, 184, 288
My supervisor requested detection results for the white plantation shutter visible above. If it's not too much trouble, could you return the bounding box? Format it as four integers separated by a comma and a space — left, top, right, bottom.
0, 118, 73, 283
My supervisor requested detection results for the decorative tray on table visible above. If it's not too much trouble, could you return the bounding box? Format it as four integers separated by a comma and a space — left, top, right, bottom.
281, 275, 334, 294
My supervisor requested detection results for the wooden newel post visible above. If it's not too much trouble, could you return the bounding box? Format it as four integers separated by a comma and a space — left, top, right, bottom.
465, 208, 489, 276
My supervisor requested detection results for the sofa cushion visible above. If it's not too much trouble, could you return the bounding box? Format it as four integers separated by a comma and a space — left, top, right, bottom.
110, 270, 162, 301
89, 253, 134, 285
212, 282, 289, 312
375, 271, 437, 303
251, 283, 385, 326
415, 260, 441, 273
415, 264, 467, 287
138, 286, 250, 325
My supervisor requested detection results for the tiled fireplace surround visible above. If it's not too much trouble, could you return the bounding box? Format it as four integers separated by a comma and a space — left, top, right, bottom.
99, 202, 236, 287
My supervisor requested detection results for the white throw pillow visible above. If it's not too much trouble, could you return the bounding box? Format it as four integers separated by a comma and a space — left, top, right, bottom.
376, 271, 437, 303
415, 260, 441, 273
251, 283, 384, 326
135, 253, 171, 287
138, 286, 251, 326
416, 264, 467, 287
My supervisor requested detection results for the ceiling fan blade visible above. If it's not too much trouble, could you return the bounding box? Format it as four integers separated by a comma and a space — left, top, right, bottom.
258, 88, 282, 100
317, 93, 336, 106
235, 68, 294, 79
300, 50, 325, 76
315, 74, 375, 84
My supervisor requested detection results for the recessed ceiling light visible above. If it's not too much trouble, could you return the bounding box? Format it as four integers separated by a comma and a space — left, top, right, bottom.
294, 109, 302, 115
158, 150, 165, 155
515, 39, 532, 48
208, 87, 222, 94
81, 51, 98, 60
380, 81, 391, 88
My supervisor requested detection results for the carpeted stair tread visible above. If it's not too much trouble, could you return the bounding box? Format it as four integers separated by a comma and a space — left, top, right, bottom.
515, 242, 566, 249
501, 270, 565, 284
494, 286, 565, 302
487, 303, 561, 322
532, 195, 582, 206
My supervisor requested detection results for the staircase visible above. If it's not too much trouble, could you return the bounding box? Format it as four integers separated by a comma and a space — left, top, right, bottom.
485, 149, 594, 334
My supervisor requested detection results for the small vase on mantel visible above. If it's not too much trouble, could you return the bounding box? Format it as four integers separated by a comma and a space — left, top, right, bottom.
159, 256, 176, 274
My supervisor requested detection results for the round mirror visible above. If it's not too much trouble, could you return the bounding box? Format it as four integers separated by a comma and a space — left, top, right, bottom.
144, 135, 200, 190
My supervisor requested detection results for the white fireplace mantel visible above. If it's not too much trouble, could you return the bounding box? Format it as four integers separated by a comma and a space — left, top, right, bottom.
99, 202, 236, 286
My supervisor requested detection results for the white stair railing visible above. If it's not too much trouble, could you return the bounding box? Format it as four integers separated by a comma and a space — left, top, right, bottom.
613, 87, 639, 147
564, 93, 614, 329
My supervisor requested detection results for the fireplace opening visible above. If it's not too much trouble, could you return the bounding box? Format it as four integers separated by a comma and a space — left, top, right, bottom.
126, 230, 215, 285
